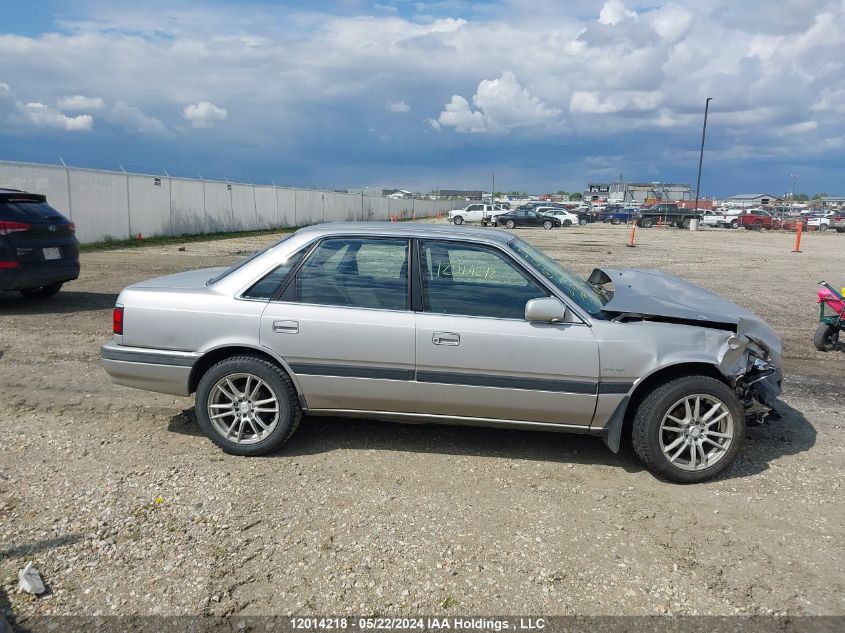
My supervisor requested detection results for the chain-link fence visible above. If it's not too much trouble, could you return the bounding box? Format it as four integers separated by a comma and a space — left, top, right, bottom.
0, 160, 455, 244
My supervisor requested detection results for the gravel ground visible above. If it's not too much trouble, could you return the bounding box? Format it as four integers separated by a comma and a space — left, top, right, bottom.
0, 222, 843, 622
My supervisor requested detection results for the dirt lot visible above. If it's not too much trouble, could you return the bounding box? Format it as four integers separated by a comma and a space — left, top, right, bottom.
1, 222, 843, 622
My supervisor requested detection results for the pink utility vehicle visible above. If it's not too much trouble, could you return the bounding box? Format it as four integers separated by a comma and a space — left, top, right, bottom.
815, 282, 845, 351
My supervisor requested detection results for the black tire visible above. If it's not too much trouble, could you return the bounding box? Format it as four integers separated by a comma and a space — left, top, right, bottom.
730, 219, 740, 229
562, 219, 572, 227
640, 217, 654, 228
542, 219, 554, 230
195, 355, 302, 456
752, 220, 763, 230
682, 219, 692, 229
579, 218, 587, 225
813, 324, 839, 352
611, 218, 622, 225
631, 375, 745, 483
836, 228, 845, 233
819, 223, 829, 232
505, 219, 516, 229
19, 282, 63, 299
452, 215, 464, 225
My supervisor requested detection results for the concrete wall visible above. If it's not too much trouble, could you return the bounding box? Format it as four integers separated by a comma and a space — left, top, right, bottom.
0, 160, 456, 244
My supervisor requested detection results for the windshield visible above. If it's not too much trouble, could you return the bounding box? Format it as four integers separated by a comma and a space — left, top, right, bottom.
207, 235, 293, 285
509, 238, 607, 316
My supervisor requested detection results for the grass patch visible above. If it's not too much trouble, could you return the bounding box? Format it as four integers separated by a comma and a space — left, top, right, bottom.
80, 227, 297, 252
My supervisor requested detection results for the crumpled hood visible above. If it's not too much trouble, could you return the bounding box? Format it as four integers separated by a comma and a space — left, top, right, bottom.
589, 267, 783, 364
128, 267, 228, 290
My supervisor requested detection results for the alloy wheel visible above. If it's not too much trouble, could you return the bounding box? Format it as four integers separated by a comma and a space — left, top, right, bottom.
658, 394, 734, 472
207, 372, 280, 445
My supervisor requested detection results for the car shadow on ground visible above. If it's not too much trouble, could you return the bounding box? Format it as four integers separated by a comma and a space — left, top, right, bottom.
169, 397, 816, 482
0, 291, 117, 314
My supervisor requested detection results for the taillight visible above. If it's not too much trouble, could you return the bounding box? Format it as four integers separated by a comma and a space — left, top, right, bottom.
113, 306, 124, 335
67, 222, 76, 233
0, 220, 31, 236
0, 261, 20, 269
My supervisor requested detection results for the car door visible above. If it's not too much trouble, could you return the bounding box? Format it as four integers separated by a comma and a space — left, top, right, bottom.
259, 236, 415, 413
414, 239, 600, 426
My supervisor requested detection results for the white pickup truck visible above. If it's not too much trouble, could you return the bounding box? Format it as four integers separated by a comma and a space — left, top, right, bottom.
449, 204, 505, 225
700, 210, 741, 229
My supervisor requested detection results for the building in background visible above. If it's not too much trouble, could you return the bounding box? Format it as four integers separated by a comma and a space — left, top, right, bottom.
725, 193, 783, 207
585, 181, 692, 204
438, 189, 484, 200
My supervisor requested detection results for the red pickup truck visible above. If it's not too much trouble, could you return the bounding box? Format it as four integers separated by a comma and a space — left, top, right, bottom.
738, 209, 804, 231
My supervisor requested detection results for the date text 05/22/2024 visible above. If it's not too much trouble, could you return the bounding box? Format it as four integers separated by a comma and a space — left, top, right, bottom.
290, 618, 547, 631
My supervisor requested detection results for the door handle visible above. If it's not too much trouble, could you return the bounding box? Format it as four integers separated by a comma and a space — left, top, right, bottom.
272, 319, 299, 334
432, 332, 460, 346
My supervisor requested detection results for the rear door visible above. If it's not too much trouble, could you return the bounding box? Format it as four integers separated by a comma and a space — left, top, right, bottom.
259, 236, 415, 413
413, 239, 600, 426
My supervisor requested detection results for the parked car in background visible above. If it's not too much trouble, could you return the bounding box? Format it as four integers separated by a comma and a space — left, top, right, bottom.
495, 209, 561, 229
0, 188, 79, 299
600, 208, 637, 225
636, 203, 702, 229
807, 215, 832, 231
536, 207, 579, 226
101, 222, 783, 483
738, 209, 804, 231
449, 203, 500, 225
699, 210, 741, 229
832, 216, 845, 233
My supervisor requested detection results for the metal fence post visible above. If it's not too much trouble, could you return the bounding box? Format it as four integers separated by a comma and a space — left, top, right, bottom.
59, 157, 73, 222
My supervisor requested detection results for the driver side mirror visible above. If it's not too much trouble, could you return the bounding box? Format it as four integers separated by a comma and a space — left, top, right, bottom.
525, 297, 574, 323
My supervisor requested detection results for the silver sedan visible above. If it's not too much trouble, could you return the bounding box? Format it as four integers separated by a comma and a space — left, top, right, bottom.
102, 223, 782, 483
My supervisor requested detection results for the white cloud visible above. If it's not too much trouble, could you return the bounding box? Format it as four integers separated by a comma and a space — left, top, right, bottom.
437, 71, 560, 133
570, 90, 662, 114
0, 82, 9, 96
17, 101, 93, 131
649, 4, 693, 42
598, 0, 637, 26
182, 101, 228, 128
57, 95, 105, 111
105, 101, 169, 135
386, 100, 410, 112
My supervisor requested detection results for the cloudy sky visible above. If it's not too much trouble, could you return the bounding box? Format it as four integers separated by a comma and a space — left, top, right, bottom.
0, 0, 842, 195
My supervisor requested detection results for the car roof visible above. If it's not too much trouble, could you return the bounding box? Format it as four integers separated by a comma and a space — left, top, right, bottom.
294, 221, 516, 245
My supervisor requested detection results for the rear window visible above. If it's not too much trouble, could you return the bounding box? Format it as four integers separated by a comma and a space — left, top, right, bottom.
0, 200, 65, 221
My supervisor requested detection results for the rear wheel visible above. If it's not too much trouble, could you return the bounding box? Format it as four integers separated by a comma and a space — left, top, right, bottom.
682, 218, 692, 229
819, 223, 829, 232
562, 219, 572, 227
195, 355, 301, 456
814, 324, 839, 351
543, 220, 554, 230
579, 218, 587, 225
632, 375, 744, 483
505, 219, 516, 229
19, 282, 63, 300
640, 217, 654, 228
730, 219, 740, 229
752, 220, 764, 230
452, 215, 464, 225
611, 218, 622, 225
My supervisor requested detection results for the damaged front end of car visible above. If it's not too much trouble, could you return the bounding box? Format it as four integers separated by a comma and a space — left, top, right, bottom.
589, 267, 783, 425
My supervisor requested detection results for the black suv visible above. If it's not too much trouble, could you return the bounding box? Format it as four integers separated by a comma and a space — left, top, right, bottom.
0, 188, 80, 299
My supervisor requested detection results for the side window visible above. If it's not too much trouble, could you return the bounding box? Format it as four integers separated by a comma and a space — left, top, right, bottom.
420, 241, 548, 319
294, 238, 409, 310
241, 248, 306, 299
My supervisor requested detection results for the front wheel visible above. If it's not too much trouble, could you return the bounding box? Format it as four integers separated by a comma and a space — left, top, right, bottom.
505, 219, 516, 229
730, 219, 739, 229
20, 282, 63, 299
452, 215, 464, 225
819, 223, 829, 232
579, 218, 587, 225
195, 355, 302, 456
814, 324, 839, 351
640, 217, 654, 228
562, 219, 572, 227
611, 217, 622, 225
682, 218, 692, 229
752, 220, 764, 230
632, 375, 745, 483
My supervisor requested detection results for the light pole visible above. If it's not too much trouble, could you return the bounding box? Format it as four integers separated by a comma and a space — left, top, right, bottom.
693, 97, 712, 213
790, 172, 799, 200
